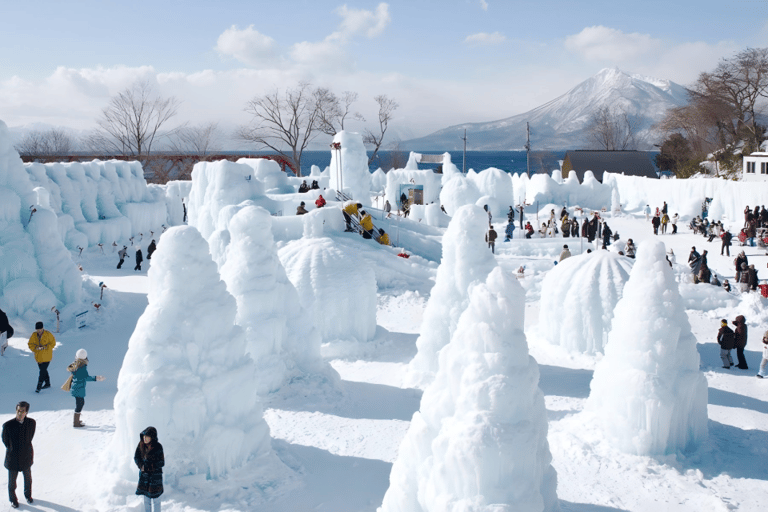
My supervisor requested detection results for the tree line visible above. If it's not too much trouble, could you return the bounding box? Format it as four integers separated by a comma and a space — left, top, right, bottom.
15, 81, 398, 178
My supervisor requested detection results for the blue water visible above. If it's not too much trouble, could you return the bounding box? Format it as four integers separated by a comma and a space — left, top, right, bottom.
238, 150, 566, 175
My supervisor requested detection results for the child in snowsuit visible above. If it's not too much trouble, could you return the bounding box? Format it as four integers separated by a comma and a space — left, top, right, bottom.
135, 426, 164, 512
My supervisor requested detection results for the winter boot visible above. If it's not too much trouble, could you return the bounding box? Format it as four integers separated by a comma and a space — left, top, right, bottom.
73, 413, 85, 428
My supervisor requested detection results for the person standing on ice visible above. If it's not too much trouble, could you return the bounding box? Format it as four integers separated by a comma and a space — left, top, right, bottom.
651, 213, 661, 235
182, 199, 187, 223
661, 212, 670, 234
134, 426, 164, 512
117, 245, 128, 269
146, 240, 157, 260
721, 230, 732, 256
28, 322, 54, 393
644, 204, 651, 221
718, 320, 735, 369
0, 308, 13, 357
671, 213, 678, 234
2, 401, 35, 508
602, 223, 613, 247
383, 199, 390, 217
517, 203, 525, 229
757, 331, 768, 378
67, 349, 105, 428
134, 247, 143, 271
485, 225, 498, 254
733, 315, 749, 370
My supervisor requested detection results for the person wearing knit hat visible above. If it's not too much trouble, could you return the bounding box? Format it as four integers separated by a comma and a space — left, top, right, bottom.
717, 319, 735, 369
66, 349, 105, 428
28, 322, 55, 393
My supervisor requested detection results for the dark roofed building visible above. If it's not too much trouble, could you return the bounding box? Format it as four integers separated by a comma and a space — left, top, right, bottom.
561, 150, 658, 183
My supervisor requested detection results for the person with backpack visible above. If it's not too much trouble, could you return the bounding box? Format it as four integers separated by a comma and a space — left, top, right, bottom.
733, 315, 749, 370
0, 308, 13, 357
717, 319, 735, 369
65, 349, 105, 428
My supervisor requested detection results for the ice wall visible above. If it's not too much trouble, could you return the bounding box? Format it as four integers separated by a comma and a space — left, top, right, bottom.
111, 225, 272, 481
405, 205, 497, 387
25, 159, 167, 247
385, 170, 442, 208
219, 205, 337, 394
237, 157, 294, 193
468, 167, 515, 219
586, 239, 708, 455
539, 251, 634, 354
439, 174, 481, 216
0, 120, 83, 315
328, 131, 371, 204
380, 267, 558, 512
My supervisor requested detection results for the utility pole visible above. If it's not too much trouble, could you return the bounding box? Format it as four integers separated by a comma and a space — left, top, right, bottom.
525, 122, 531, 178
461, 129, 467, 174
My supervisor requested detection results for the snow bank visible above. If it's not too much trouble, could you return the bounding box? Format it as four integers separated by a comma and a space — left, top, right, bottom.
237, 157, 293, 194
219, 206, 337, 394
439, 174, 481, 216
328, 131, 371, 204
539, 251, 634, 354
0, 119, 83, 314
586, 239, 708, 455
111, 225, 273, 483
380, 267, 558, 512
468, 167, 515, 219
405, 205, 497, 387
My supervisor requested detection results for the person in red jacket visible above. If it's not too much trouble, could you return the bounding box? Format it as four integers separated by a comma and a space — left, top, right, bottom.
315, 195, 326, 208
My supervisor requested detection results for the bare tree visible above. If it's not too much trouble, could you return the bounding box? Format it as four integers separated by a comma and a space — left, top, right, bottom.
237, 82, 325, 176
315, 89, 364, 136
15, 128, 76, 159
587, 107, 640, 150
169, 122, 221, 157
363, 95, 399, 166
85, 81, 180, 156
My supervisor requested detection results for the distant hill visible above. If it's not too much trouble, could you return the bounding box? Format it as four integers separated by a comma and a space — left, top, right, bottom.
402, 68, 689, 151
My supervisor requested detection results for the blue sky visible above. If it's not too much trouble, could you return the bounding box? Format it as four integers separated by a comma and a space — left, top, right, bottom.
1, 0, 765, 140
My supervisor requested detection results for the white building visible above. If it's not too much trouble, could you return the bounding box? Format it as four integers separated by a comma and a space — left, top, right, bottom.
742, 152, 768, 182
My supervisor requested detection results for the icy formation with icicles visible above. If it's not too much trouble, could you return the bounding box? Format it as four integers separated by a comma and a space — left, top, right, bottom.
0, 119, 83, 315
328, 131, 371, 204
111, 225, 272, 481
586, 239, 708, 455
219, 205, 338, 394
405, 204, 498, 387
539, 251, 634, 354
279, 226, 377, 345
380, 267, 559, 512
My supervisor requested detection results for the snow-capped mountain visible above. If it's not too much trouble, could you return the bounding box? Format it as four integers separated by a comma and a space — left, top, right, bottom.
402, 68, 689, 150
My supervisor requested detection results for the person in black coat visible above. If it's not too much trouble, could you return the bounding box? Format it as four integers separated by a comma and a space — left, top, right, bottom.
721, 230, 732, 256
135, 426, 164, 511
717, 319, 735, 368
0, 308, 12, 357
733, 315, 749, 369
2, 401, 35, 507
134, 248, 143, 271
602, 223, 613, 247
146, 240, 157, 260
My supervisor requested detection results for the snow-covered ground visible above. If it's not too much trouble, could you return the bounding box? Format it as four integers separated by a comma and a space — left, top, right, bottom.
2, 206, 768, 511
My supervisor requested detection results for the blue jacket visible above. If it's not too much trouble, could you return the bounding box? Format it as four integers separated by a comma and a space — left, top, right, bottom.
70, 361, 96, 398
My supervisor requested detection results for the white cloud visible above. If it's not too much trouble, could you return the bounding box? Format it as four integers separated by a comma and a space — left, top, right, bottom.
565, 26, 660, 62
480, 0, 489, 11
336, 3, 391, 38
464, 32, 506, 46
215, 25, 280, 67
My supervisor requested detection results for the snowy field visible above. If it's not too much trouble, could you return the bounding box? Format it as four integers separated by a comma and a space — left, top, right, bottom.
1, 211, 767, 511
3, 126, 768, 511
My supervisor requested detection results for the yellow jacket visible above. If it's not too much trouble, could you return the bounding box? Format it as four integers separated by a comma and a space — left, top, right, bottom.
343, 203, 359, 217
360, 214, 374, 231
28, 330, 56, 363
378, 233, 390, 246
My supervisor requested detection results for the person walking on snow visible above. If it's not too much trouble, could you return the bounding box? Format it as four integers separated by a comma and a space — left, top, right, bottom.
721, 230, 732, 256
733, 315, 749, 369
117, 245, 128, 269
485, 226, 498, 254
28, 322, 54, 393
0, 308, 13, 357
718, 319, 735, 369
146, 240, 157, 260
651, 214, 661, 235
67, 349, 105, 428
134, 247, 143, 271
671, 213, 678, 234
757, 330, 768, 379
661, 212, 670, 234
602, 223, 612, 247
644, 204, 651, 221
135, 426, 164, 512
2, 401, 35, 508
